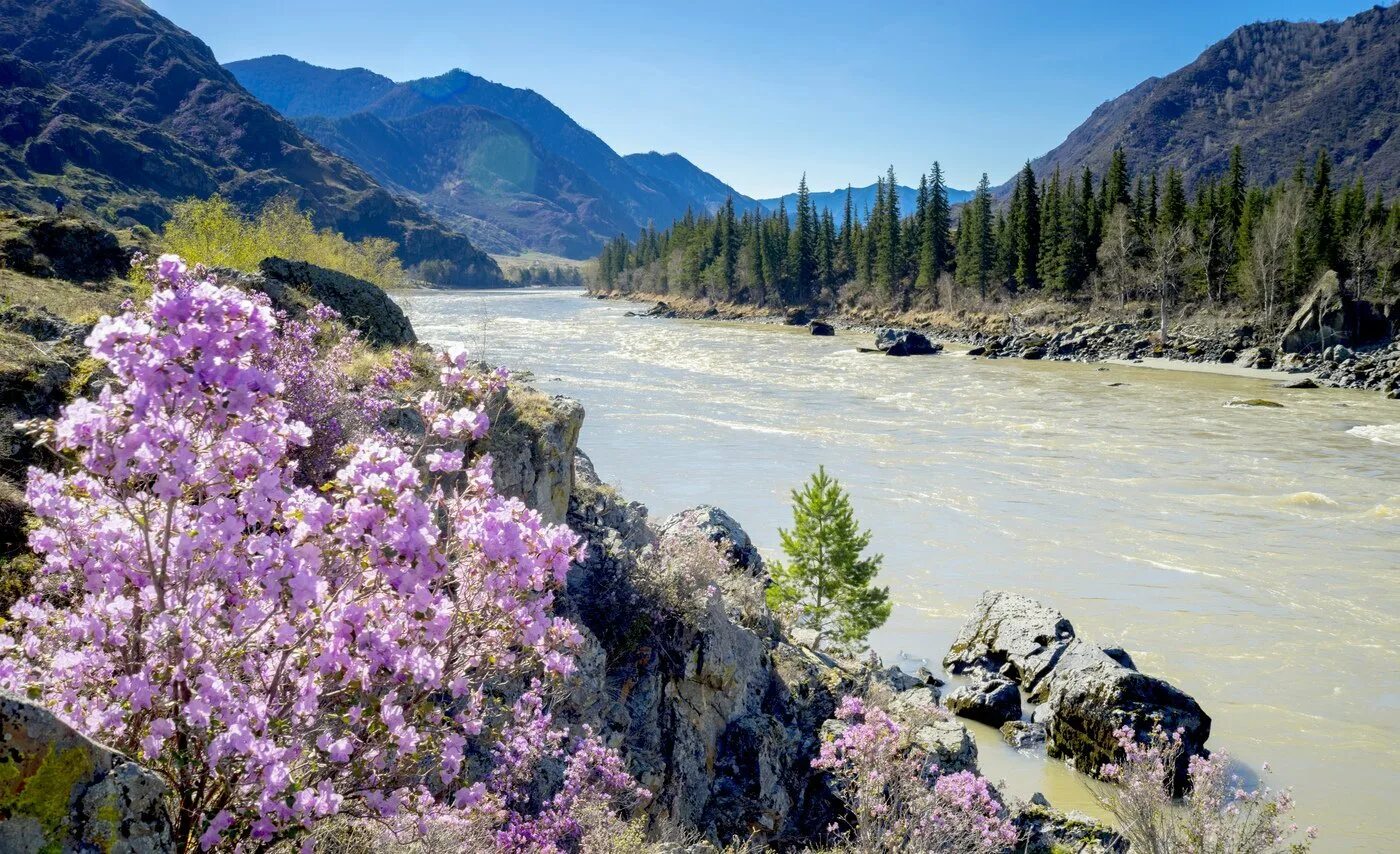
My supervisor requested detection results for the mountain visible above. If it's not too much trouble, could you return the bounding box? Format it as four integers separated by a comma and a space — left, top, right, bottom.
229, 57, 704, 257
759, 182, 974, 222
1012, 3, 1399, 194
0, 0, 501, 286
623, 152, 763, 216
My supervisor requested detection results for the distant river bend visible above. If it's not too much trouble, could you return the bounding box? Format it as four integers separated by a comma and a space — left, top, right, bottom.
396, 288, 1400, 852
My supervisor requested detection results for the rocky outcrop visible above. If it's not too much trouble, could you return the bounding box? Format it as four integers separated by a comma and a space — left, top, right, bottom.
874, 328, 941, 356
485, 392, 584, 525
1011, 801, 1124, 854
1281, 271, 1391, 354
0, 214, 132, 281
655, 505, 765, 580
215, 257, 415, 346
0, 691, 172, 853
946, 591, 1210, 789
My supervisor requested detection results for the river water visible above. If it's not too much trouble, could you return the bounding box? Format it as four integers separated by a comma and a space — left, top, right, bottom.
396, 288, 1400, 851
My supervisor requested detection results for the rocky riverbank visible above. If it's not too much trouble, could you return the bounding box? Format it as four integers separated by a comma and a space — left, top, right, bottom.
593, 289, 1400, 399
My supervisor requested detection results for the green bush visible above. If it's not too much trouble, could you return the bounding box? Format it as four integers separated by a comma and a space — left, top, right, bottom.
162, 196, 405, 289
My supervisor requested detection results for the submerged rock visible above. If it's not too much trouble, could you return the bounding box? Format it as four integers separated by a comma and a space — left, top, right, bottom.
1225, 398, 1285, 408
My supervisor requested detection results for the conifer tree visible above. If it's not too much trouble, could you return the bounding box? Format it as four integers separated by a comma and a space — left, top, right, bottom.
766, 467, 890, 653
1104, 148, 1130, 215
789, 175, 817, 302
839, 186, 856, 276
1012, 162, 1040, 288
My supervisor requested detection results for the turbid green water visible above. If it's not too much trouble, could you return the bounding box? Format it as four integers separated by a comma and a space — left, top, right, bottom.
397, 288, 1400, 851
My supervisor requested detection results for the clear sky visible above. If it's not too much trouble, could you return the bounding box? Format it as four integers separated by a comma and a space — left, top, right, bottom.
148, 0, 1382, 197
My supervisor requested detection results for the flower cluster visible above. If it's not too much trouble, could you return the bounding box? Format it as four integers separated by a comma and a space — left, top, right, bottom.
813, 696, 1018, 853
0, 256, 638, 851
1100, 724, 1317, 853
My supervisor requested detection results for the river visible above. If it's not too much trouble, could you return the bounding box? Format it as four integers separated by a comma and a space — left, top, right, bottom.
396, 287, 1400, 851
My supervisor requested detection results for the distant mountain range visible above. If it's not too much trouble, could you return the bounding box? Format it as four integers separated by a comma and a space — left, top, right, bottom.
229, 56, 759, 258
0, 0, 502, 286
1006, 3, 1399, 194
759, 183, 974, 222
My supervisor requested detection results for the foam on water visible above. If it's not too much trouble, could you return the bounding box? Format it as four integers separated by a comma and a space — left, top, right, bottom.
1347, 423, 1400, 445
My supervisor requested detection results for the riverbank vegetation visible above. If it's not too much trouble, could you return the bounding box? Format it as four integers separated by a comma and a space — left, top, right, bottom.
593, 149, 1399, 332
162, 195, 406, 289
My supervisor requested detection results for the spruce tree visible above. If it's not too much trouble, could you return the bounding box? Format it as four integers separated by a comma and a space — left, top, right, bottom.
1013, 162, 1040, 288
1104, 148, 1130, 215
766, 467, 890, 653
789, 175, 817, 302
839, 186, 856, 276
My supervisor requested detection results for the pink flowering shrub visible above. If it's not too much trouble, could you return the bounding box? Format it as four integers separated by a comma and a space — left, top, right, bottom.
0, 256, 642, 851
813, 696, 1018, 853
1099, 725, 1317, 854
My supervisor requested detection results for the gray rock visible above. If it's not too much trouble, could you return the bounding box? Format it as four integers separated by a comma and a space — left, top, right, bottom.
1012, 802, 1125, 854
1281, 377, 1319, 389
0, 691, 173, 853
945, 591, 1210, 790
1281, 271, 1391, 354
1236, 346, 1274, 370
875, 328, 941, 356
1100, 646, 1137, 670
808, 320, 835, 336
257, 256, 416, 346
945, 678, 1022, 726
943, 591, 1077, 699
1001, 720, 1047, 749
1020, 345, 1047, 360
486, 394, 584, 525
911, 719, 978, 772
657, 505, 765, 580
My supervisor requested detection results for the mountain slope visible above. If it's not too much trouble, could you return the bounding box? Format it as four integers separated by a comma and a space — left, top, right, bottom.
296, 106, 638, 257
759, 182, 974, 223
229, 57, 700, 255
1015, 4, 1399, 192
623, 152, 762, 215
0, 0, 501, 286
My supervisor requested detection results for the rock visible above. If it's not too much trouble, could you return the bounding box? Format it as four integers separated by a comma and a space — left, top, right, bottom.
874, 328, 941, 356
1281, 377, 1319, 389
1000, 720, 1047, 749
945, 678, 1022, 726
1220, 349, 1238, 364
911, 719, 979, 773
1012, 802, 1125, 854
1236, 346, 1274, 370
0, 214, 131, 281
945, 591, 1209, 790
808, 320, 835, 336
888, 686, 942, 719
943, 591, 1077, 698
0, 691, 173, 853
657, 505, 765, 580
1100, 647, 1137, 670
784, 307, 810, 326
1224, 398, 1285, 408
254, 256, 416, 346
1281, 270, 1391, 354
966, 345, 987, 356
1020, 345, 1047, 360
485, 393, 585, 525
914, 666, 945, 688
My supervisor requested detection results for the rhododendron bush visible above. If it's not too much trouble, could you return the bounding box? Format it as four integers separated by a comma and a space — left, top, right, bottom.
813, 696, 1019, 853
1099, 724, 1316, 854
0, 256, 643, 851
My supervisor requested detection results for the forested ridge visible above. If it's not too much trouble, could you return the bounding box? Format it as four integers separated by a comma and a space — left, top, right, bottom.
593, 149, 1400, 328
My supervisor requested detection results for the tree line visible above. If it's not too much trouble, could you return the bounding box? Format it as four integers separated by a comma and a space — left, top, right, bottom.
594, 148, 1400, 328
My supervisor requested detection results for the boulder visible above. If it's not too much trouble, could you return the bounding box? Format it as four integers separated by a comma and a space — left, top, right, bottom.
874, 328, 941, 356
944, 678, 1022, 726
1000, 720, 1047, 749
0, 691, 173, 853
784, 307, 810, 326
910, 719, 979, 773
1235, 346, 1274, 370
1281, 377, 1319, 389
1281, 271, 1390, 354
808, 320, 835, 336
1012, 802, 1125, 854
1020, 346, 1047, 360
255, 256, 415, 346
943, 591, 1077, 699
657, 505, 765, 580
945, 591, 1209, 790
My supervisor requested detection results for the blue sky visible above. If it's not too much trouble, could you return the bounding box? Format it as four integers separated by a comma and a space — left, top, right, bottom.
149, 0, 1382, 197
